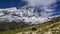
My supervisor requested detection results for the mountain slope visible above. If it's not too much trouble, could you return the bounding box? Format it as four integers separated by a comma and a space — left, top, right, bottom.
16, 21, 60, 34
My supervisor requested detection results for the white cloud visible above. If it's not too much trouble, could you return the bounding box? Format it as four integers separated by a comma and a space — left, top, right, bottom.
40, 8, 54, 17
24, 0, 57, 17
25, 0, 57, 7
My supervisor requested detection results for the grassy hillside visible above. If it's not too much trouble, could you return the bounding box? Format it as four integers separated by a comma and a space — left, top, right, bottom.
0, 20, 60, 34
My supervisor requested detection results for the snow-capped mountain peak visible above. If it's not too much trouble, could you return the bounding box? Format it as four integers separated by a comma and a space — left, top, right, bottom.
0, 6, 49, 24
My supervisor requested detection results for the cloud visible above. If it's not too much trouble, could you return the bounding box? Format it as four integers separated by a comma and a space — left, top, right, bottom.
24, 0, 57, 7
40, 8, 55, 17
24, 0, 57, 17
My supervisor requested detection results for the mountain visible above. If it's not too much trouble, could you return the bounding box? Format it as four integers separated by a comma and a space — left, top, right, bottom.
0, 6, 50, 24
0, 6, 60, 34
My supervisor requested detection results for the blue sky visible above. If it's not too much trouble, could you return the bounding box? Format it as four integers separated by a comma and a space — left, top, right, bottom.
0, 0, 27, 8
52, 1, 60, 16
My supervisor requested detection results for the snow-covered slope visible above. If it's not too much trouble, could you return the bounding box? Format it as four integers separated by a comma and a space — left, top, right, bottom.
0, 6, 50, 24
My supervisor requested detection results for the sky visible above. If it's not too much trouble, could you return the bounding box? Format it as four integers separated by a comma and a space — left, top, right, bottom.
0, 0, 60, 23
0, 0, 60, 15
0, 0, 27, 8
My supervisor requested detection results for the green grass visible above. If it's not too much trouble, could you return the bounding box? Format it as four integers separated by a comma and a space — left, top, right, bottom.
0, 25, 34, 34
0, 21, 60, 34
